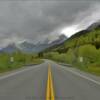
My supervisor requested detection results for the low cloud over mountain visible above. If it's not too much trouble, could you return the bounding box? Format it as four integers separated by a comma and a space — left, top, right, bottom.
0, 0, 100, 47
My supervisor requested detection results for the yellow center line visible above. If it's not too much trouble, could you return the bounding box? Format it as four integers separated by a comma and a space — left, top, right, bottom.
46, 64, 55, 100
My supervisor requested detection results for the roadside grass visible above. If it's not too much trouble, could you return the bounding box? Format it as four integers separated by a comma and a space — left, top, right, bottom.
0, 52, 43, 73
43, 49, 100, 76
74, 65, 100, 76
68, 62, 100, 76
49, 58, 100, 76
87, 66, 100, 76
43, 28, 100, 76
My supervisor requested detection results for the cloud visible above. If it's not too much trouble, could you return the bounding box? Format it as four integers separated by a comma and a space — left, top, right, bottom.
0, 0, 100, 47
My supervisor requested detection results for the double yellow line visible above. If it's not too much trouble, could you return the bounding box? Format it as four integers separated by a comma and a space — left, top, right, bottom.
46, 64, 55, 100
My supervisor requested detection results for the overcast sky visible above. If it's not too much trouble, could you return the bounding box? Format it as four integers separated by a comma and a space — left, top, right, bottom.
0, 0, 100, 47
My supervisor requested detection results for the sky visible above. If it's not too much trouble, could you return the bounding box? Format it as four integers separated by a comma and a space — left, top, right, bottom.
0, 0, 100, 47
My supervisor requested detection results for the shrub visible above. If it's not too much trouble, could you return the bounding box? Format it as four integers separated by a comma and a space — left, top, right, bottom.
66, 49, 74, 64
78, 44, 99, 66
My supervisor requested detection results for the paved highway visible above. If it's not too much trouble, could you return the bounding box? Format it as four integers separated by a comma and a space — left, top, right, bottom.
0, 60, 100, 100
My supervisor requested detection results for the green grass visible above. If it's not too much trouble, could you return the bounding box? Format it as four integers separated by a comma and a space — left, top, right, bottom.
87, 66, 100, 76
74, 63, 100, 76
0, 52, 43, 73
43, 45, 100, 76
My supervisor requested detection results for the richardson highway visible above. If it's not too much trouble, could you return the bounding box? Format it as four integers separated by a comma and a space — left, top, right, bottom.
0, 60, 100, 100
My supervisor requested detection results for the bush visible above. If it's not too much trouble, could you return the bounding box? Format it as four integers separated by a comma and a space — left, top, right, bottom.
66, 49, 74, 64
44, 50, 74, 64
78, 44, 98, 64
0, 52, 42, 72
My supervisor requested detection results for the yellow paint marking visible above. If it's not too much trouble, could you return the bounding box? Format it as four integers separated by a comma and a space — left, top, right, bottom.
46, 64, 55, 100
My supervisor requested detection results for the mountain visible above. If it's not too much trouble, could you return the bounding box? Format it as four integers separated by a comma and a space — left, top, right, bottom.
50, 34, 67, 45
87, 21, 100, 31
18, 34, 67, 53
67, 21, 100, 41
1, 34, 67, 53
69, 21, 100, 40
2, 43, 19, 53
45, 21, 100, 53
68, 30, 89, 40
17, 41, 37, 53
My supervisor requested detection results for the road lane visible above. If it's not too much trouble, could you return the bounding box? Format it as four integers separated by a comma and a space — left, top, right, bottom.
0, 60, 100, 100
46, 65, 55, 100
0, 62, 48, 100
50, 61, 100, 100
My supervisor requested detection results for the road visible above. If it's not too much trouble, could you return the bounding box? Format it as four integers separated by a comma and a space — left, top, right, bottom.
0, 60, 100, 100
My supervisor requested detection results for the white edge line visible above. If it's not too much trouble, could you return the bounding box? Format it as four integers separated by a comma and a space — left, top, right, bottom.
0, 65, 41, 80
59, 66, 100, 86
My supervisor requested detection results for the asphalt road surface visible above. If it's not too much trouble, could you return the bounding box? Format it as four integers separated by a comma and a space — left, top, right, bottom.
0, 60, 100, 100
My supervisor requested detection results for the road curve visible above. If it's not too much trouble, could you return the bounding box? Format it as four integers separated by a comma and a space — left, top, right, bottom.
0, 60, 100, 100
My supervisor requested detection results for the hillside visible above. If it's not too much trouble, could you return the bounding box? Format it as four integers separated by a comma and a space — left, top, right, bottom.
47, 22, 100, 53
43, 22, 100, 75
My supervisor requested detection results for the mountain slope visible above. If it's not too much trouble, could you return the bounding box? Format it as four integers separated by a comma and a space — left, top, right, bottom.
43, 21, 100, 76
45, 21, 100, 53
2, 43, 19, 53
1, 34, 67, 53
19, 34, 67, 53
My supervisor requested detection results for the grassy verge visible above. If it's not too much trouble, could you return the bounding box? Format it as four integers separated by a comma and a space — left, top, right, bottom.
74, 63, 100, 76
0, 59, 43, 73
47, 58, 100, 76
43, 49, 100, 76
0, 52, 43, 73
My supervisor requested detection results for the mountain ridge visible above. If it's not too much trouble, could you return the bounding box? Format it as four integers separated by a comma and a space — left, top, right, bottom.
0, 34, 67, 53
45, 21, 100, 53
